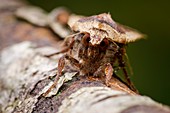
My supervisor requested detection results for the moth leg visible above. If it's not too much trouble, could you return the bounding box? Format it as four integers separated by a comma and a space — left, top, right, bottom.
93, 65, 105, 77
93, 63, 113, 86
117, 48, 138, 93
104, 63, 113, 86
43, 54, 80, 97
120, 63, 138, 93
45, 36, 75, 57
43, 55, 65, 96
65, 54, 81, 69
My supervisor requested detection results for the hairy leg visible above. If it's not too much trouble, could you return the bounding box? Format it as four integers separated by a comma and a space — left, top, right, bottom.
43, 56, 65, 96
43, 54, 80, 96
105, 63, 113, 86
45, 36, 75, 57
93, 63, 113, 86
117, 47, 138, 93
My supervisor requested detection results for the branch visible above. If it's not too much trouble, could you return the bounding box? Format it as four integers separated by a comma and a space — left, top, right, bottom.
0, 0, 170, 113
0, 42, 169, 113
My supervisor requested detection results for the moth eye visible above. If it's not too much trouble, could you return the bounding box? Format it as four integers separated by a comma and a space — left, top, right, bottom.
85, 36, 90, 43
100, 38, 109, 47
82, 33, 90, 45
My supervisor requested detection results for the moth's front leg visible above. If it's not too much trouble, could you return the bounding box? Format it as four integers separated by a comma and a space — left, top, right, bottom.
93, 63, 113, 86
44, 35, 75, 57
43, 54, 80, 96
43, 55, 66, 96
104, 63, 113, 86
65, 54, 81, 69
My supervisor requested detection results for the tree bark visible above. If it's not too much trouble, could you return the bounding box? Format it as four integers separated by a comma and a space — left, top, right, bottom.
0, 0, 170, 113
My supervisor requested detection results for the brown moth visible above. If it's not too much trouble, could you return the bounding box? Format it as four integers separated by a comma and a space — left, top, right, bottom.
43, 13, 144, 96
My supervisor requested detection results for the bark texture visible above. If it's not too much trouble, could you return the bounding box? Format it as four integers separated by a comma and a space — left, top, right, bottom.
0, 0, 170, 113
0, 42, 170, 113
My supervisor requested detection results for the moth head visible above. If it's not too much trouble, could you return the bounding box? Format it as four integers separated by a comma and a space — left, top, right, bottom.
68, 13, 145, 45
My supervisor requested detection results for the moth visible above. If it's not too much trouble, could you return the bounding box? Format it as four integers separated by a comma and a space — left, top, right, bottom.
43, 13, 144, 96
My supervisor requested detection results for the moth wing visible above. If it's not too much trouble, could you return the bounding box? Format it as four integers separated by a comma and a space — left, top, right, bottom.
115, 23, 146, 43
68, 14, 85, 29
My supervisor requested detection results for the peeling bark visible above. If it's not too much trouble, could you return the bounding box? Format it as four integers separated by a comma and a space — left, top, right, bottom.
0, 0, 170, 113
0, 0, 60, 51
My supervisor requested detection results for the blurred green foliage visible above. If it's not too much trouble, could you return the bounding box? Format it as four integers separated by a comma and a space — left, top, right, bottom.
28, 0, 170, 105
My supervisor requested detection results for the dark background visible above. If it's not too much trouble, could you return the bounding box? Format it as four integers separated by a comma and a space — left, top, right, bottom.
27, 0, 170, 105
